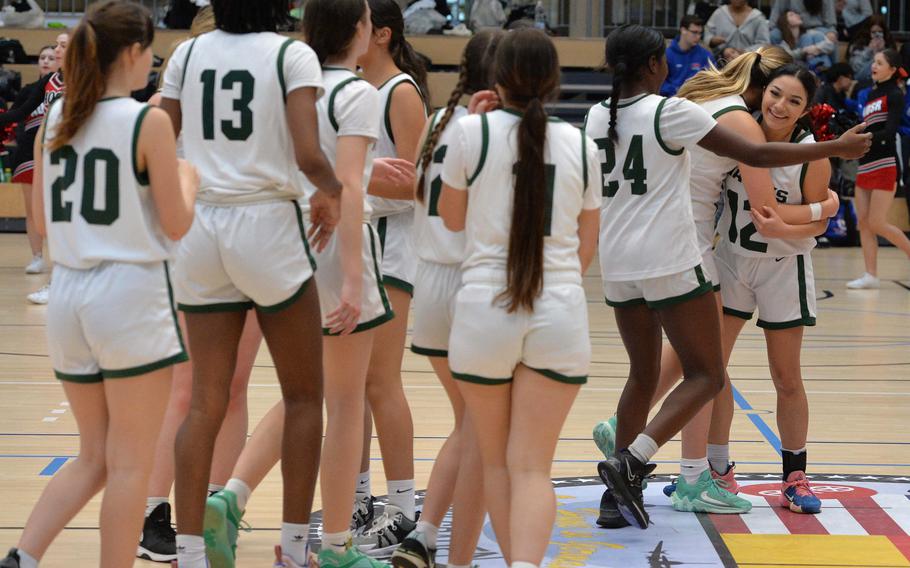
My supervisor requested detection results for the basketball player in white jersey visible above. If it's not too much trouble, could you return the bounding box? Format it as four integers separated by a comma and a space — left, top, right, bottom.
717, 64, 831, 515
159, 1, 342, 567
352, 0, 427, 547
390, 31, 504, 568
585, 24, 870, 530
1, 3, 198, 568
591, 46, 844, 524
438, 29, 601, 568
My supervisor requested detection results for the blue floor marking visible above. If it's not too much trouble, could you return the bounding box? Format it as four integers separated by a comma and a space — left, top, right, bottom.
39, 457, 68, 476
731, 384, 782, 456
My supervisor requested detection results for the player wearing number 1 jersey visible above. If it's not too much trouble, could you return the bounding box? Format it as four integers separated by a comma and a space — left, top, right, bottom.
159, 1, 343, 567
585, 25, 872, 531
0, 3, 198, 568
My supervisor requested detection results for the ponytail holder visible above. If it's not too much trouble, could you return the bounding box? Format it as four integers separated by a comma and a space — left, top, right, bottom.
900, 67, 909, 79
753, 53, 762, 65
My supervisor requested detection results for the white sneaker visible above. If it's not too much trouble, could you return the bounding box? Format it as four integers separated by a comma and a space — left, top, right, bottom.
25, 256, 46, 274
846, 273, 880, 289
27, 284, 50, 305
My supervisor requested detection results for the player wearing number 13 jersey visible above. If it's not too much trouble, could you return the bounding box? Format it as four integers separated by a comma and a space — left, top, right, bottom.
159, 2, 343, 567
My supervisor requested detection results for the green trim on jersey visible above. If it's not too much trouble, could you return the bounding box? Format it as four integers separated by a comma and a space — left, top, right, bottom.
293, 200, 318, 273
581, 129, 589, 189
757, 316, 816, 329
712, 105, 749, 119
723, 306, 754, 320
132, 105, 152, 186
164, 262, 186, 354
376, 216, 388, 250
799, 162, 810, 193
603, 93, 649, 109
178, 301, 254, 313
417, 108, 445, 161
527, 366, 588, 385
647, 278, 712, 309
452, 371, 513, 385
411, 344, 448, 358
383, 77, 419, 146
102, 351, 189, 379
323, 224, 395, 336
180, 38, 198, 89
467, 113, 490, 185
654, 98, 684, 156
277, 38, 296, 103
328, 76, 366, 132
55, 370, 104, 383
797, 254, 813, 322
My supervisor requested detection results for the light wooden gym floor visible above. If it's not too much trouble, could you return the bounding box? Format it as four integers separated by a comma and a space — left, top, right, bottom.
0, 233, 907, 566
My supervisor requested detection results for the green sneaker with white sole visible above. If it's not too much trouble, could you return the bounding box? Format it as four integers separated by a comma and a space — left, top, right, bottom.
670, 470, 752, 514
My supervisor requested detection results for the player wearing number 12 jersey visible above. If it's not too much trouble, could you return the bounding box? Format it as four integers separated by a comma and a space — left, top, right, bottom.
159, 1, 343, 567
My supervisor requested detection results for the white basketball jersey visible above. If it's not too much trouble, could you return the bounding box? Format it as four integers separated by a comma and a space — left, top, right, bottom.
301, 66, 380, 221
415, 105, 468, 265
367, 73, 424, 218
440, 109, 602, 284
43, 98, 173, 269
162, 30, 323, 205
584, 94, 716, 280
719, 130, 817, 257
688, 95, 749, 249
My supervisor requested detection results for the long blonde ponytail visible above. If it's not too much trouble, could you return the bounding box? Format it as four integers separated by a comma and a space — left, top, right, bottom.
676, 46, 792, 104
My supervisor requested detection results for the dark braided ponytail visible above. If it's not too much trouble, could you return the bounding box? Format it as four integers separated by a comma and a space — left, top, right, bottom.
604, 24, 665, 141
416, 30, 503, 202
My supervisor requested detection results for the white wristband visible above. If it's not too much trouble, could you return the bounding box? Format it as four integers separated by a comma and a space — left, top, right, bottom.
809, 202, 823, 222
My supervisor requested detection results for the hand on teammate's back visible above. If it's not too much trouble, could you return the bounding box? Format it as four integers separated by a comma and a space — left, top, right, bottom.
468, 89, 501, 114
372, 157, 416, 190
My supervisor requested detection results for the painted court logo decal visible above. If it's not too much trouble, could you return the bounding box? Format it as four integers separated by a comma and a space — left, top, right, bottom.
309, 474, 910, 567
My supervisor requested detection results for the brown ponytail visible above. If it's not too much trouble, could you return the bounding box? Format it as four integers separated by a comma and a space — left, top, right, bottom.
49, 0, 153, 151
368, 0, 430, 102
495, 29, 560, 312
416, 30, 503, 202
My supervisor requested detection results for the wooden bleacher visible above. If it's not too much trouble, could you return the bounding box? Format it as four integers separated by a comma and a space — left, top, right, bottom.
0, 28, 906, 230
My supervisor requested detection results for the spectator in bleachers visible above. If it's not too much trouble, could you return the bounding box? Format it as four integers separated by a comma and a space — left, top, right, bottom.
814, 62, 857, 110
704, 0, 770, 62
848, 15, 895, 86
770, 0, 837, 36
776, 9, 835, 72
837, 0, 872, 41
661, 15, 715, 96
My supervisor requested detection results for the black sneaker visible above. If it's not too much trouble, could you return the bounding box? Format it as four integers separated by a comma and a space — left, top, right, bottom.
137, 502, 177, 562
597, 450, 654, 529
351, 494, 376, 534
0, 549, 21, 568
353, 505, 419, 556
390, 528, 435, 568
595, 489, 630, 529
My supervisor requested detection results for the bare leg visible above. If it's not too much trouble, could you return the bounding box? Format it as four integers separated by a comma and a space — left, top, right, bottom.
867, 187, 910, 257
255, 283, 324, 524
853, 188, 878, 275
20, 183, 43, 257
99, 369, 171, 567
457, 380, 512, 564
764, 327, 808, 450
229, 401, 284, 494
612, 304, 662, 451
366, 286, 415, 483
175, 310, 246, 535
16, 382, 108, 559
508, 366, 580, 565
708, 315, 748, 446
321, 330, 375, 533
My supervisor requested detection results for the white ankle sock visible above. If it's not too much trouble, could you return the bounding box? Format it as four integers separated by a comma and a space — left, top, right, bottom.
707, 444, 730, 474
145, 496, 168, 517
628, 433, 659, 464
387, 479, 415, 519
356, 470, 371, 498
449, 564, 471, 568
512, 562, 538, 568
176, 534, 206, 568
281, 522, 310, 564
415, 520, 439, 548
207, 483, 224, 496
225, 478, 251, 511
680, 457, 709, 484
322, 530, 350, 554
15, 549, 38, 568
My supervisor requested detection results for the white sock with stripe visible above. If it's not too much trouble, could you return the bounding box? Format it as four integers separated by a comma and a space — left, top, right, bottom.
680, 457, 709, 484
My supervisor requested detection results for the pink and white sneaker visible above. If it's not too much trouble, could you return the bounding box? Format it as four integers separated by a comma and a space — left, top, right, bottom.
779, 471, 821, 514
712, 463, 740, 494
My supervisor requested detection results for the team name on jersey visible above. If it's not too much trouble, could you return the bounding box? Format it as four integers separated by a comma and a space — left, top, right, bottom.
729, 167, 790, 203
863, 97, 886, 118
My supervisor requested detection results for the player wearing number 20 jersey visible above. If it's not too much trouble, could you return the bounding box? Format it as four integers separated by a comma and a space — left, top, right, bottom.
161, 30, 324, 311
585, 94, 716, 306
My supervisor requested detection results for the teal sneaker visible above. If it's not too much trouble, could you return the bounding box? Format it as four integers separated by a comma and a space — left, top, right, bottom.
204, 489, 244, 568
593, 416, 617, 459
318, 546, 389, 568
670, 470, 752, 514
